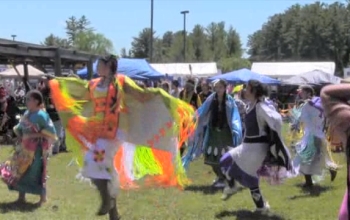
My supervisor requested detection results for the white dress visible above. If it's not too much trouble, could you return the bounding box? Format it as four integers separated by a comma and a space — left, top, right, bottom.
292, 102, 333, 176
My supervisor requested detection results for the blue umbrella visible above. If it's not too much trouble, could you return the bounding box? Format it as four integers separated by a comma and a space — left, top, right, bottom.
209, 68, 280, 84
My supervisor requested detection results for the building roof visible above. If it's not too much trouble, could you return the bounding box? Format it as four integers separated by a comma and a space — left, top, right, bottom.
0, 38, 98, 64
150, 62, 218, 77
251, 62, 336, 78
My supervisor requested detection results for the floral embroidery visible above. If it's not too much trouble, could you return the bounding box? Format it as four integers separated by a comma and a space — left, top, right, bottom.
93, 150, 105, 162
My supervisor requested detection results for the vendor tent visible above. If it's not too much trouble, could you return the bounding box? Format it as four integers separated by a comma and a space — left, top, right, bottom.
151, 63, 218, 77
251, 62, 335, 79
0, 64, 45, 78
209, 68, 280, 84
77, 58, 164, 80
282, 69, 341, 85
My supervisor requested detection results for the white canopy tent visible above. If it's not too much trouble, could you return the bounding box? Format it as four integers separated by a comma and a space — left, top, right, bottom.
251, 62, 336, 80
150, 62, 218, 77
0, 64, 45, 79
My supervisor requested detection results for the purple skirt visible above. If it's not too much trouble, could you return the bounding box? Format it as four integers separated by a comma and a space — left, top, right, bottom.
220, 152, 259, 188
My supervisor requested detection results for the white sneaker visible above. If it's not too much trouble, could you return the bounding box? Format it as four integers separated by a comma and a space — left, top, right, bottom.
221, 185, 238, 200
212, 179, 226, 188
254, 202, 270, 213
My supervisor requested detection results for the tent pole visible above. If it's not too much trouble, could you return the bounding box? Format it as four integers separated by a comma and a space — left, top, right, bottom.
23, 62, 30, 93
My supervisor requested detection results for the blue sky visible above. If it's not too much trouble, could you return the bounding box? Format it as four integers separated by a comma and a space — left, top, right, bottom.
0, 0, 340, 56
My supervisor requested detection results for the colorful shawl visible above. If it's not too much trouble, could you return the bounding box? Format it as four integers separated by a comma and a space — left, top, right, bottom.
49, 75, 196, 189
182, 93, 242, 169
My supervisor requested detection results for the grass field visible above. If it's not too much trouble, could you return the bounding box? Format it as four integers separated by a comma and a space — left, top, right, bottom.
0, 132, 346, 220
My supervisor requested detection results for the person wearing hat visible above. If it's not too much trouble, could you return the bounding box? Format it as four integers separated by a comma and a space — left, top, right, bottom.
48, 54, 196, 220
291, 85, 337, 188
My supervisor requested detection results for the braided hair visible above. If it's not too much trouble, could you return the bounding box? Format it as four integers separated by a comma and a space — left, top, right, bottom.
98, 54, 119, 107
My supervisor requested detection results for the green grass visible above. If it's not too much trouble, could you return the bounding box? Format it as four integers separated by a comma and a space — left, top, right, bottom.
0, 140, 346, 220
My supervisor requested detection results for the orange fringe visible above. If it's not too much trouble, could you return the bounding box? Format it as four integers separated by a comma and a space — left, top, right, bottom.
114, 146, 139, 189
146, 148, 178, 188
49, 79, 76, 111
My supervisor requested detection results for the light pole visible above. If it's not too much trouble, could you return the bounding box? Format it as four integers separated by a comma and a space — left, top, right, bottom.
180, 10, 189, 62
11, 35, 17, 41
149, 0, 154, 62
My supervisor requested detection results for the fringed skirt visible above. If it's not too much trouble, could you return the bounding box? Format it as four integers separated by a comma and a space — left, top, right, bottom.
220, 142, 269, 188
292, 135, 325, 176
0, 146, 46, 195
204, 126, 233, 166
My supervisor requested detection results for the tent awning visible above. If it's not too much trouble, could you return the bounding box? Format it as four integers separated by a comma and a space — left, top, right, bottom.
0, 64, 45, 78
251, 62, 336, 79
209, 68, 280, 85
150, 63, 218, 77
282, 69, 341, 85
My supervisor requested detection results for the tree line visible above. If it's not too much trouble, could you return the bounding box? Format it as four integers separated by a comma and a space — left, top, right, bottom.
248, 1, 350, 76
123, 22, 250, 72
42, 1, 350, 76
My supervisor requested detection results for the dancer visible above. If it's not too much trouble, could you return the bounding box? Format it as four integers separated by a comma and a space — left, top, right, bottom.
49, 55, 195, 219
182, 79, 242, 188
321, 84, 350, 220
219, 80, 291, 211
0, 90, 57, 204
291, 85, 337, 187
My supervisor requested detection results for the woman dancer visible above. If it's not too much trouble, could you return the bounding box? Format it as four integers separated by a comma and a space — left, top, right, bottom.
291, 85, 337, 187
321, 84, 350, 220
219, 80, 291, 211
49, 55, 195, 219
0, 90, 57, 204
182, 79, 242, 188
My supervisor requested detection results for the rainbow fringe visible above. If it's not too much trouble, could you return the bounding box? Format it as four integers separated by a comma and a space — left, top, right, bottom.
49, 76, 196, 189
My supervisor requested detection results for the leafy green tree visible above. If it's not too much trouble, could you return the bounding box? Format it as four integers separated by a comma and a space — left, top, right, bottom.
247, 1, 350, 76
43, 15, 114, 55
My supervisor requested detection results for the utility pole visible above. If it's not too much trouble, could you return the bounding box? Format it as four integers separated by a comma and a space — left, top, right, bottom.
180, 10, 189, 62
149, 0, 154, 62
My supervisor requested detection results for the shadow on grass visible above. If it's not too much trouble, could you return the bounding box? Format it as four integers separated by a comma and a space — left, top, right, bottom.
0, 201, 40, 213
185, 185, 244, 195
288, 184, 333, 200
215, 209, 285, 220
